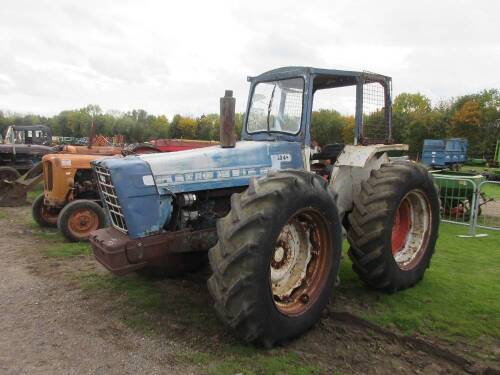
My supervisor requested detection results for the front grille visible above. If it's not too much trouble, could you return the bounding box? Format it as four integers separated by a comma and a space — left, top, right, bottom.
44, 161, 53, 191
94, 165, 128, 233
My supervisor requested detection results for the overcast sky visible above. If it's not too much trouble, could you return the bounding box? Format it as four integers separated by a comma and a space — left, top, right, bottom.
0, 0, 499, 118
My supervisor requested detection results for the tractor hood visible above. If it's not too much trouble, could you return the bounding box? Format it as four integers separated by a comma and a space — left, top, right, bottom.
93, 141, 303, 238
138, 140, 304, 193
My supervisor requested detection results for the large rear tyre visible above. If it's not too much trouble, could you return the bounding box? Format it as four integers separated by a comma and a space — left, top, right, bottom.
32, 194, 59, 228
347, 162, 440, 292
208, 170, 342, 347
57, 200, 106, 242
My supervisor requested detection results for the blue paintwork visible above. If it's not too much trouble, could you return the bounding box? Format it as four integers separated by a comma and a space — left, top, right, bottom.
422, 138, 468, 167
93, 157, 173, 238
96, 141, 303, 238
140, 141, 303, 194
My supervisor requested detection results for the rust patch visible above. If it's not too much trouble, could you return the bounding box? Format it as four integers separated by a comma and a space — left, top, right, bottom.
89, 227, 217, 275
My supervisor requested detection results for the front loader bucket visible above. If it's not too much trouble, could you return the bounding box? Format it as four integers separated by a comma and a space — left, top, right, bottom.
0, 162, 43, 207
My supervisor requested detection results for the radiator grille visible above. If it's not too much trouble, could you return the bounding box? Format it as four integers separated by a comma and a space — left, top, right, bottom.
94, 165, 127, 233
43, 161, 53, 191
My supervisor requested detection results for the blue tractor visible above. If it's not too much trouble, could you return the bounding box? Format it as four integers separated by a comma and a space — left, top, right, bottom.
89, 67, 440, 347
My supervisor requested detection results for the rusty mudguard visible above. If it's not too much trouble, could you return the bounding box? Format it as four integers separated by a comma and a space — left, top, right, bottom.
89, 227, 217, 275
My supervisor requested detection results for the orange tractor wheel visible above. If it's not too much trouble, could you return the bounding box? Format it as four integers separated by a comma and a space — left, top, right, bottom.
57, 200, 106, 242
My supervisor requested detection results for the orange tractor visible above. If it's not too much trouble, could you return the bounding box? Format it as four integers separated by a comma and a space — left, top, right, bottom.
32, 151, 123, 242
31, 139, 215, 242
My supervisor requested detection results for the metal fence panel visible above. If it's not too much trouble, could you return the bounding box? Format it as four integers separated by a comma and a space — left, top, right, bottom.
475, 181, 500, 231
433, 176, 478, 231
432, 173, 499, 237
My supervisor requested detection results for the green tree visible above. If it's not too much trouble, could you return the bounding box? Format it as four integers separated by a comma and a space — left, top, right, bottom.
311, 109, 346, 146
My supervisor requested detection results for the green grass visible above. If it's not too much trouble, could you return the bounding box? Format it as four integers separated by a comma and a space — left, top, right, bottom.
28, 219, 92, 257
481, 181, 500, 198
77, 271, 217, 331
0, 209, 7, 219
338, 223, 500, 342
204, 348, 322, 375
179, 346, 324, 375
461, 166, 500, 174
44, 242, 91, 257
78, 272, 163, 331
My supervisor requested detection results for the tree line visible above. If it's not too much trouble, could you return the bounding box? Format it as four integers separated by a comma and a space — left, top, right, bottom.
1, 89, 499, 158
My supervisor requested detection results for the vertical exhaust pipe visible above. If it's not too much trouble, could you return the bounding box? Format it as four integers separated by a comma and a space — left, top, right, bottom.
88, 120, 96, 149
220, 90, 236, 148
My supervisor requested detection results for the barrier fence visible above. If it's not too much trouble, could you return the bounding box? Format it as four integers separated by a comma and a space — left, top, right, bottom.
474, 181, 500, 232
432, 173, 500, 237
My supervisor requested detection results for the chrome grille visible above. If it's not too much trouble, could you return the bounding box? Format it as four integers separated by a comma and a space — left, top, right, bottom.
94, 165, 127, 233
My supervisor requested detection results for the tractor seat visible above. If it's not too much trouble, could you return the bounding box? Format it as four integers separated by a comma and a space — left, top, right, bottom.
311, 143, 345, 164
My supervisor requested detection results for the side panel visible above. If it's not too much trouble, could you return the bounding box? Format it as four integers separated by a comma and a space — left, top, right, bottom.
141, 141, 304, 194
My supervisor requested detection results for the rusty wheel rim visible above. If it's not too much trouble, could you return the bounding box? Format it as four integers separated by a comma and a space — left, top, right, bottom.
68, 209, 99, 238
391, 190, 432, 270
270, 208, 332, 317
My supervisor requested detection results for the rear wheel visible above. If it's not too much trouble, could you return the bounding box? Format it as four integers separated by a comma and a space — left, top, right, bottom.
0, 166, 20, 182
208, 170, 342, 347
347, 162, 440, 292
32, 194, 59, 228
57, 200, 106, 242
0, 166, 21, 196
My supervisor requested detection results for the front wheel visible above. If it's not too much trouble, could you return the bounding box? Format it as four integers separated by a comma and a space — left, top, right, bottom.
57, 200, 106, 242
208, 170, 342, 347
347, 162, 440, 292
32, 194, 59, 228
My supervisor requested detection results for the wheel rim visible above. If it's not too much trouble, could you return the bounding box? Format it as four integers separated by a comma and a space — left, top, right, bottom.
391, 190, 431, 270
68, 209, 99, 238
270, 208, 332, 316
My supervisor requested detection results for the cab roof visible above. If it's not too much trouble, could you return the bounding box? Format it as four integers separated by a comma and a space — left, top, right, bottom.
11, 125, 51, 132
248, 66, 391, 90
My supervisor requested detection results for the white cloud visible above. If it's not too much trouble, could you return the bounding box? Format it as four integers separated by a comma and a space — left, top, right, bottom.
0, 0, 499, 117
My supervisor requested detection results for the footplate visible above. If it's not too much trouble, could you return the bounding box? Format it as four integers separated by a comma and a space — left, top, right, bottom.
89, 227, 217, 275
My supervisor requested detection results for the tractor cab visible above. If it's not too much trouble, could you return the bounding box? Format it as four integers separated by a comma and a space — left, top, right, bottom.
4, 125, 52, 146
241, 67, 394, 181
242, 67, 392, 146
0, 125, 54, 173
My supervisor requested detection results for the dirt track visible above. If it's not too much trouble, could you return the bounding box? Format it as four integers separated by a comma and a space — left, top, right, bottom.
0, 207, 495, 374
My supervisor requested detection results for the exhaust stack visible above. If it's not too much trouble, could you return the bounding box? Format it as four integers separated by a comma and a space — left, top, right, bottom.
220, 90, 236, 148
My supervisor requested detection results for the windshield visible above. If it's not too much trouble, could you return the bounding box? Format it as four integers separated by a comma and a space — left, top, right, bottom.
247, 77, 304, 135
